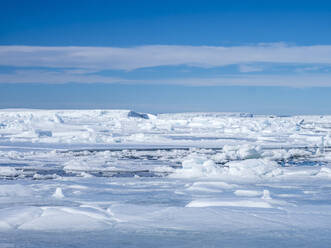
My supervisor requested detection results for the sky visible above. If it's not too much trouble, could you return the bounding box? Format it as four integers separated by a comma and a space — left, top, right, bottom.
1, 0, 331, 114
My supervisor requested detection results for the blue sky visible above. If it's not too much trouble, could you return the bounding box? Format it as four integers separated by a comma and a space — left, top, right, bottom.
1, 0, 331, 114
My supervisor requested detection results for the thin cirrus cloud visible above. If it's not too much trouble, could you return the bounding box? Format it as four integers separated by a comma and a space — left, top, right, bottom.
1, 44, 331, 70
0, 70, 127, 84
238, 64, 264, 73
1, 69, 331, 87
0, 44, 331, 86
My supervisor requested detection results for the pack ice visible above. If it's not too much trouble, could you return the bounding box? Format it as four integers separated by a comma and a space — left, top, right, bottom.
0, 109, 331, 247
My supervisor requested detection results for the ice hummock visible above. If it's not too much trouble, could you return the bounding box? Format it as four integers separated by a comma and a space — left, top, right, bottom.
127, 110, 150, 119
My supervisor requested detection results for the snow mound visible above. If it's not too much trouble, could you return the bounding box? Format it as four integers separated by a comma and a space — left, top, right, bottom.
0, 167, 20, 177
213, 145, 262, 162
187, 181, 237, 192
226, 159, 282, 179
52, 187, 64, 199
318, 166, 331, 178
186, 199, 272, 208
171, 156, 281, 180
170, 156, 221, 178
0, 206, 116, 231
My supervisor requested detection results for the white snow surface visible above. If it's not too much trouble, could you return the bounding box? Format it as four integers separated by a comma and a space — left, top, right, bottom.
0, 109, 330, 148
1, 109, 331, 247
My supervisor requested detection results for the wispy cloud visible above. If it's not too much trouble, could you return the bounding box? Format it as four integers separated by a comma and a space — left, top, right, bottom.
1, 44, 331, 70
155, 74, 331, 87
238, 64, 264, 73
1, 44, 331, 87
0, 70, 126, 84
295, 66, 324, 72
1, 69, 331, 87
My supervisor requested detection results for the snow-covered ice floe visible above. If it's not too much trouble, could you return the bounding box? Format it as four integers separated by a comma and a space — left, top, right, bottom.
1, 109, 331, 247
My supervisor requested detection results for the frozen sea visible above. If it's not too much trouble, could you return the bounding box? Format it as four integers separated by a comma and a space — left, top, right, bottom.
0, 109, 331, 247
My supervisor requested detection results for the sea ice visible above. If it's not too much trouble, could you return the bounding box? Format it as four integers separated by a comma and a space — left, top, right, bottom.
0, 110, 331, 247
